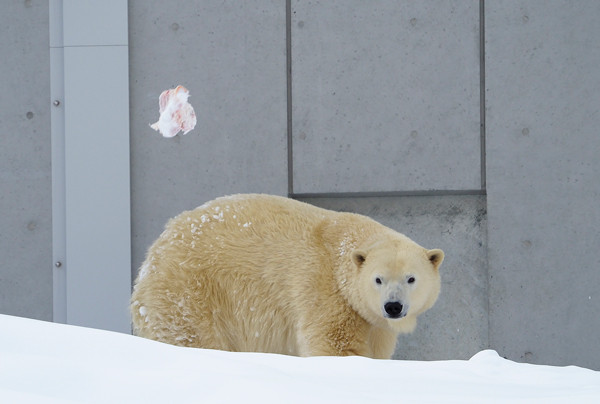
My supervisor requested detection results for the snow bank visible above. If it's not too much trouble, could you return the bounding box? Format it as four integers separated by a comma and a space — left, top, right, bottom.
1, 314, 598, 403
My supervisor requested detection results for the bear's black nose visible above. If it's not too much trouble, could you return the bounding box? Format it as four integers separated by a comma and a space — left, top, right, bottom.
384, 302, 404, 318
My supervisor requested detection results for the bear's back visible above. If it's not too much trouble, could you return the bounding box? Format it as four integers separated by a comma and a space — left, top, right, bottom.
146, 193, 389, 284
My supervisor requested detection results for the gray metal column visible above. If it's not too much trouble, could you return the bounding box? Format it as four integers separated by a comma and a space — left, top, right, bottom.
50, 0, 131, 333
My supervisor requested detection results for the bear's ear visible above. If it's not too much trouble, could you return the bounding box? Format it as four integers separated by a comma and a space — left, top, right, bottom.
427, 249, 444, 270
351, 250, 367, 268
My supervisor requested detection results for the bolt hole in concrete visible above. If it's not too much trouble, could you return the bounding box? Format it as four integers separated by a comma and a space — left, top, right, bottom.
26, 111, 34, 119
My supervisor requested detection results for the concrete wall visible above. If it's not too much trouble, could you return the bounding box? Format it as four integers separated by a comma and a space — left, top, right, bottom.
128, 1, 288, 269
0, 0, 52, 320
486, 0, 600, 369
2, 0, 599, 369
291, 1, 482, 193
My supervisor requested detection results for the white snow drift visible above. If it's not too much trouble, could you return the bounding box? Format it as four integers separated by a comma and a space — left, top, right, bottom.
1, 314, 598, 403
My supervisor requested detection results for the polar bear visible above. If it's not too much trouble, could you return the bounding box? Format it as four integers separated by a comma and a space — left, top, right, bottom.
131, 194, 443, 359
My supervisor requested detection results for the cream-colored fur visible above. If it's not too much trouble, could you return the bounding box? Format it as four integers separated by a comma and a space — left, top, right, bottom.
131, 194, 443, 359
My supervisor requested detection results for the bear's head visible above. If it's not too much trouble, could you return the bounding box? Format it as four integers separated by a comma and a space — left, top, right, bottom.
351, 237, 443, 333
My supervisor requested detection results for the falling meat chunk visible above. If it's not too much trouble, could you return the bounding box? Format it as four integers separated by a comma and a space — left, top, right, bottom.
150, 85, 197, 138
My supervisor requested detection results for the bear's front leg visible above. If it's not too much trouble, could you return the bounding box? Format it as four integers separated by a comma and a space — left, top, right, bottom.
296, 314, 372, 357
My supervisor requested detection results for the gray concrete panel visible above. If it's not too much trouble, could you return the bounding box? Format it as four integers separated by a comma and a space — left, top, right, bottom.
486, 1, 600, 369
299, 195, 488, 360
129, 1, 288, 277
0, 1, 52, 320
292, 1, 481, 193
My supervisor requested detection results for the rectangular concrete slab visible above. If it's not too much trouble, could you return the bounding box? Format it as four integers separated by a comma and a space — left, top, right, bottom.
298, 195, 488, 361
128, 1, 288, 278
486, 1, 600, 369
291, 1, 482, 193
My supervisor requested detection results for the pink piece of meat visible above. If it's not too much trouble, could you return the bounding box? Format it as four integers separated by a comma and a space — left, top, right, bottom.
150, 85, 197, 138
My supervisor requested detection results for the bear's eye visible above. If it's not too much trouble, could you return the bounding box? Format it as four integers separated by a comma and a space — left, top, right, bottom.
407, 276, 416, 284
375, 277, 382, 285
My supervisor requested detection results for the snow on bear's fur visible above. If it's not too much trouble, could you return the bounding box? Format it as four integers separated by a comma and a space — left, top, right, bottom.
131, 194, 444, 359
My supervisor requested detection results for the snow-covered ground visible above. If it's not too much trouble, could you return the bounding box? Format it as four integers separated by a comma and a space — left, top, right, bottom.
1, 314, 598, 403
